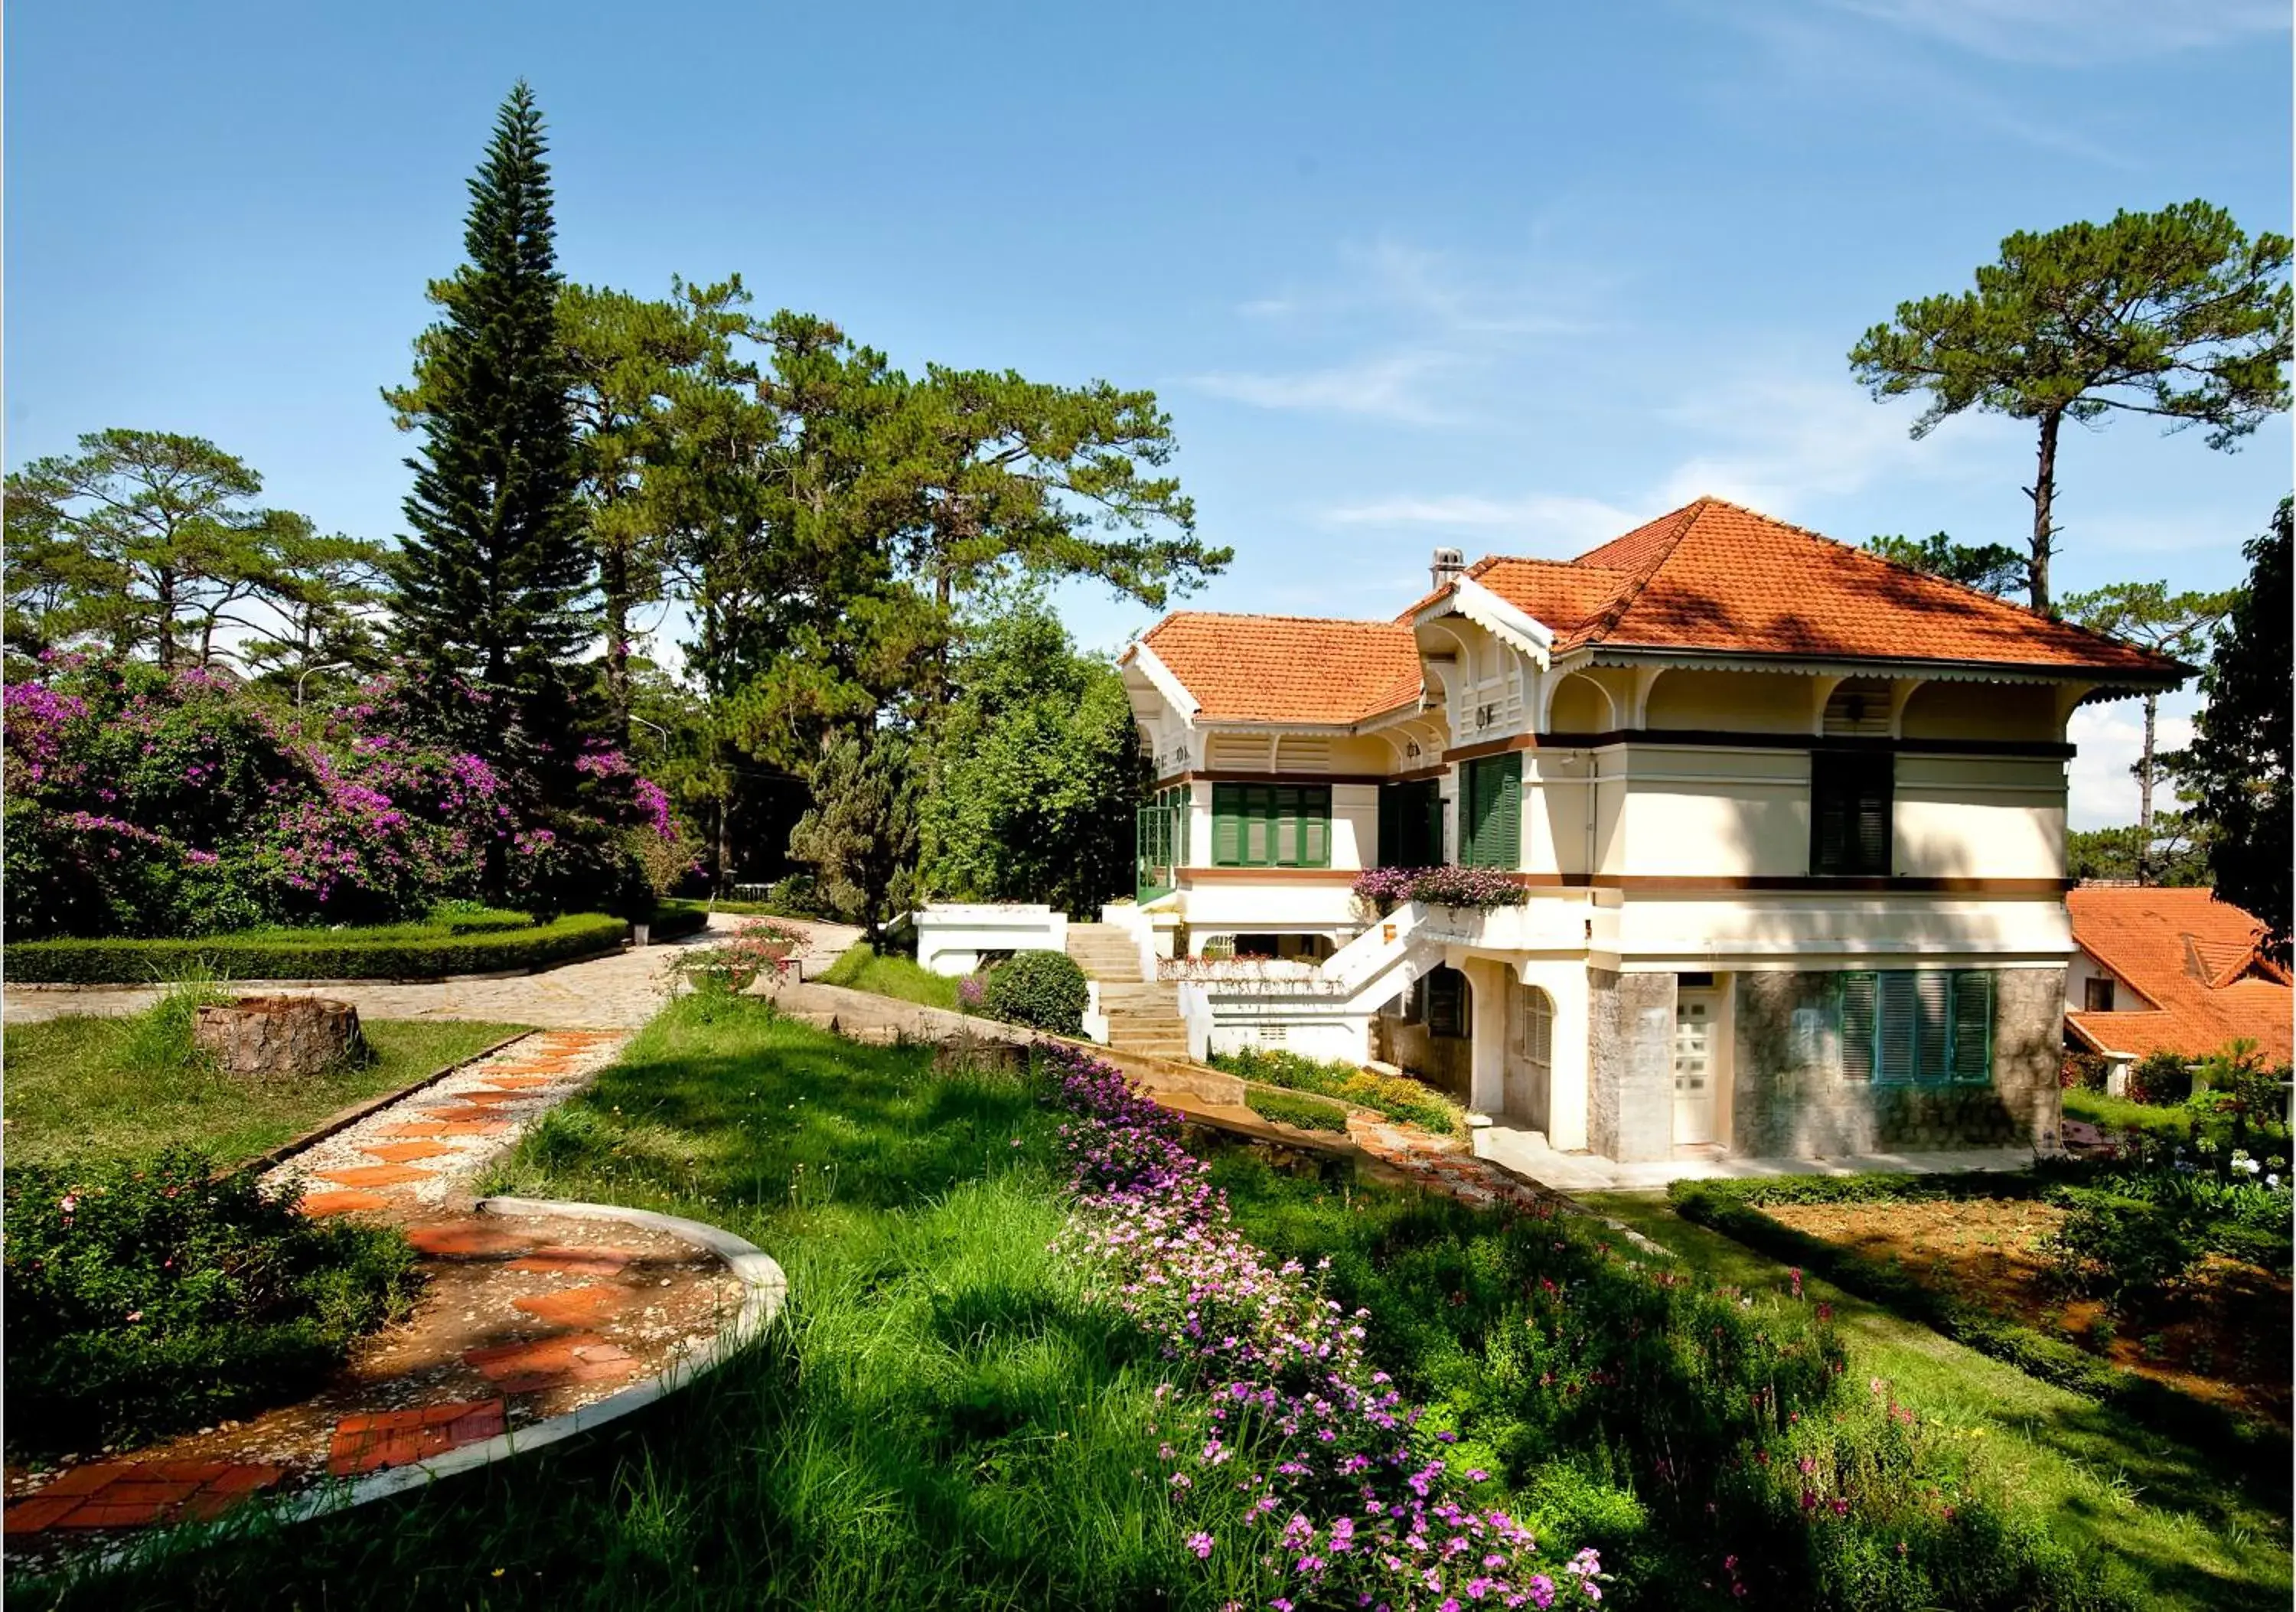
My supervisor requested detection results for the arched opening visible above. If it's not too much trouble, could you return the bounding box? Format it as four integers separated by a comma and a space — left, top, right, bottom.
1545, 674, 1611, 735
1505, 983, 1554, 1131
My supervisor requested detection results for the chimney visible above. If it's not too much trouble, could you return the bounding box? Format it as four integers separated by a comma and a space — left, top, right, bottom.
1430, 547, 1466, 593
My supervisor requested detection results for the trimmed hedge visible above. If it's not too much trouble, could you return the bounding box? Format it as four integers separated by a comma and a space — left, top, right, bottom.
648, 900, 712, 942
1668, 1176, 2288, 1491
1210, 1046, 1466, 1140
8, 912, 631, 984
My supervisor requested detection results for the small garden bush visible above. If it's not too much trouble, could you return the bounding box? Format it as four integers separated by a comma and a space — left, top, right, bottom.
1242, 1087, 1349, 1132
7, 910, 629, 983
1211, 1044, 1466, 1137
3, 1147, 420, 1450
977, 948, 1089, 1034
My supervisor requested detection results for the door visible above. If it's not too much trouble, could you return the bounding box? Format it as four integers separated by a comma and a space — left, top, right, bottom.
1503, 984, 1553, 1132
1672, 992, 1717, 1146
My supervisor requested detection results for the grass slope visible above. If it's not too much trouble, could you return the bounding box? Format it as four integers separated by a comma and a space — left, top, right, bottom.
3, 1017, 528, 1167
1577, 1190, 2291, 1612
816, 941, 961, 1011
20, 1001, 1227, 1612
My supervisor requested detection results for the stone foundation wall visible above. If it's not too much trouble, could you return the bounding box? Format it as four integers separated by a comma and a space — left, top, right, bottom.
1588, 969, 1675, 1163
1731, 968, 2063, 1157
1371, 1014, 1472, 1100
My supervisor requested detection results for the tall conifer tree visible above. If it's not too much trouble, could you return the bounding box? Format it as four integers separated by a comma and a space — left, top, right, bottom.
390, 82, 592, 729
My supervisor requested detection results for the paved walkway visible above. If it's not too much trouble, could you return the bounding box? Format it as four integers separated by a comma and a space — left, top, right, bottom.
1, 913, 863, 1030
1473, 1121, 2039, 1193
5, 1028, 744, 1558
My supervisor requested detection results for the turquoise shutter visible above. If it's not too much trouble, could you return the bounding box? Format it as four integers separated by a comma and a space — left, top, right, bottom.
1951, 971, 1994, 1083
1875, 971, 1916, 1084
1914, 971, 1951, 1084
1839, 973, 1877, 1081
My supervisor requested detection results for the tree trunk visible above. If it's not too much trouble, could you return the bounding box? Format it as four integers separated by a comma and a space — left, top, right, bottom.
2024, 410, 2063, 615
155, 567, 179, 671
602, 542, 631, 746
2136, 691, 2158, 886
194, 996, 364, 1077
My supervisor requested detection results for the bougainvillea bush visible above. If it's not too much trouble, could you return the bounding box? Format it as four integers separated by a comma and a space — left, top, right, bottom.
2, 655, 678, 938
1355, 865, 1529, 916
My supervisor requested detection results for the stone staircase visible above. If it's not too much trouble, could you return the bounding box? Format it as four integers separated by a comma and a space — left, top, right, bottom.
1065, 923, 1192, 1062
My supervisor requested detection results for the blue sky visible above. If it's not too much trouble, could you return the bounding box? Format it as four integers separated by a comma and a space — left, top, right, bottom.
8, 0, 2290, 827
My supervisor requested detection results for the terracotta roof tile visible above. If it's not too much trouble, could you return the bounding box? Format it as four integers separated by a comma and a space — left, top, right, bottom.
2065, 886, 2291, 1062
1130, 612, 1422, 726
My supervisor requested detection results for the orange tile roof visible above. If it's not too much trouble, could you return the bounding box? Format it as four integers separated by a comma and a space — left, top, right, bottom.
2065, 886, 2292, 1063
1532, 498, 2180, 673
1127, 612, 1423, 725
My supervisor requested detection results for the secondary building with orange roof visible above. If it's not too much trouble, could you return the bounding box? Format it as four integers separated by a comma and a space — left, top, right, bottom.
1110, 496, 2184, 1165
2063, 884, 2291, 1073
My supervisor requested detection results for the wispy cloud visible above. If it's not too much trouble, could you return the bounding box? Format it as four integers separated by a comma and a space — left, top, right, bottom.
1322, 492, 1641, 551
1192, 351, 1465, 423
1829, 0, 2287, 67
1201, 237, 1613, 423
2066, 700, 2195, 830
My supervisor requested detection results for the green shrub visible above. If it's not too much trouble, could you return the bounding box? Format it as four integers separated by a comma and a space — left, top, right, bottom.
647, 899, 713, 941
1211, 1045, 1466, 1137
7, 911, 628, 983
3, 1147, 419, 1450
2043, 1189, 2199, 1305
978, 949, 1089, 1034
1244, 1088, 1350, 1133
2128, 1049, 2193, 1106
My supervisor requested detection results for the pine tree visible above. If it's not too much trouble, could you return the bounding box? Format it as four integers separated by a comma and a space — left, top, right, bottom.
390, 82, 593, 719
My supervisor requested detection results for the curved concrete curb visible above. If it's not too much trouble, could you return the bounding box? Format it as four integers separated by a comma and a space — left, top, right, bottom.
264, 1199, 787, 1524
69, 1200, 785, 1568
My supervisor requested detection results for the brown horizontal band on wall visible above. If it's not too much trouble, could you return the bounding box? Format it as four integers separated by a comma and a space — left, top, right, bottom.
1440, 729, 2077, 762
1494, 873, 2075, 894
1149, 770, 1393, 790
1388, 762, 1450, 783
1176, 867, 1362, 884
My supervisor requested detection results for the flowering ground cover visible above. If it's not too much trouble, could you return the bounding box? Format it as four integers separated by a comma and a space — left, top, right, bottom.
12, 1000, 2250, 1610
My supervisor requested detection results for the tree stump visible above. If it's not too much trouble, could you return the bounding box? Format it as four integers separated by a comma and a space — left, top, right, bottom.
194, 996, 364, 1077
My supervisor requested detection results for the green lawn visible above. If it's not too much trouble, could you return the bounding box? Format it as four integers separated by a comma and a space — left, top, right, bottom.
19, 1004, 2281, 1610
816, 940, 961, 1010
21, 1000, 1230, 1612
1578, 1189, 2292, 1612
2, 1016, 529, 1167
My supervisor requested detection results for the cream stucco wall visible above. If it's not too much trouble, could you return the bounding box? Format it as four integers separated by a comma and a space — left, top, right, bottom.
1894, 756, 2065, 879
1642, 668, 1813, 734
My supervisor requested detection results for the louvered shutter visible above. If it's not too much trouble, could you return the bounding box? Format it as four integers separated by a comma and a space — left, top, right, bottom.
1855, 760, 1893, 875
1950, 971, 1993, 1083
1839, 974, 1877, 1081
1875, 971, 1917, 1083
1492, 755, 1521, 870
1301, 788, 1329, 866
1424, 782, 1446, 865
1913, 971, 1950, 1084
1378, 785, 1401, 869
1212, 785, 1243, 866
1244, 786, 1270, 865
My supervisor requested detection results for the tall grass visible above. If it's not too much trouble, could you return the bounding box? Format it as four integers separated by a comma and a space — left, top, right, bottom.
114, 965, 235, 1072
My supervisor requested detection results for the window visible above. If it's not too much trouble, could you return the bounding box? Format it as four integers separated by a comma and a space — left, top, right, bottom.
1211, 783, 1331, 867
1378, 778, 1444, 866
1417, 966, 1469, 1039
1838, 970, 1994, 1085
1459, 754, 1521, 869
2083, 975, 2115, 1013
1810, 751, 1893, 876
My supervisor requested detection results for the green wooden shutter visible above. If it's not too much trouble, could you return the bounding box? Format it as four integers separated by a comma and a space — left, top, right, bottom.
1212, 785, 1242, 865
1914, 971, 1951, 1085
1378, 785, 1401, 869
1243, 786, 1270, 865
1855, 759, 1894, 875
1492, 755, 1521, 870
1424, 782, 1445, 865
1462, 757, 1518, 868
1840, 973, 1877, 1081
1302, 788, 1330, 866
1950, 971, 1994, 1083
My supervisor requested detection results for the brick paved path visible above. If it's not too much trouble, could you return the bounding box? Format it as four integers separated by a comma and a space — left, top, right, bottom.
2, 1027, 744, 1553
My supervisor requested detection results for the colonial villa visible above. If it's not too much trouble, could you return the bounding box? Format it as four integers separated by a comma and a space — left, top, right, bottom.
1101, 497, 2183, 1166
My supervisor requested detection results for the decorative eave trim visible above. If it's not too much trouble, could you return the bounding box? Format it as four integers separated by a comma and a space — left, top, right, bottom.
1125, 642, 1201, 722
1575, 643, 2179, 692
1415, 577, 1553, 667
